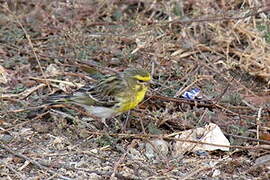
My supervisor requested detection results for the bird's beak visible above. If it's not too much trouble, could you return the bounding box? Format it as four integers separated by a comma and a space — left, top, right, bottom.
145, 80, 152, 87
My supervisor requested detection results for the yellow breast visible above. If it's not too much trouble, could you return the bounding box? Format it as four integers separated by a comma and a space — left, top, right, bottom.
117, 85, 148, 113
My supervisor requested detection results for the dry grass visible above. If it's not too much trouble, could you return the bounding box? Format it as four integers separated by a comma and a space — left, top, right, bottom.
0, 0, 270, 179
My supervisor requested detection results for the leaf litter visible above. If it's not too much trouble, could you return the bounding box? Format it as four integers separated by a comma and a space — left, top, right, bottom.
0, 0, 270, 179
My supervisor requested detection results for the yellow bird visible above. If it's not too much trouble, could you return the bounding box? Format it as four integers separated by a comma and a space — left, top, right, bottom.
48, 68, 151, 125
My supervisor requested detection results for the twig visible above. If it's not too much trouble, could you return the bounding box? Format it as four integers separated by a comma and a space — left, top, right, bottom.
0, 84, 46, 100
0, 105, 46, 114
150, 94, 230, 113
3, 163, 24, 179
149, 94, 270, 116
168, 6, 270, 25
61, 72, 97, 82
0, 111, 49, 133
111, 140, 137, 179
29, 77, 84, 87
86, 131, 270, 151
174, 77, 204, 98
181, 166, 210, 180
224, 133, 270, 145
4, 6, 52, 92
0, 143, 72, 180
256, 107, 263, 145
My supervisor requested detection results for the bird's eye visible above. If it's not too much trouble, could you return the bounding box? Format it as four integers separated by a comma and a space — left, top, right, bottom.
137, 79, 145, 83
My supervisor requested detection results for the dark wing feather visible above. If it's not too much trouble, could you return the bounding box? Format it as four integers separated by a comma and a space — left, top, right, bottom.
85, 75, 126, 107
46, 75, 126, 108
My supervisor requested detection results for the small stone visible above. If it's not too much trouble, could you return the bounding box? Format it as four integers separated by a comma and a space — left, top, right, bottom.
89, 173, 101, 180
255, 154, 270, 167
90, 149, 98, 154
110, 58, 121, 65
212, 169, 221, 177
0, 134, 14, 143
145, 139, 169, 159
128, 147, 142, 159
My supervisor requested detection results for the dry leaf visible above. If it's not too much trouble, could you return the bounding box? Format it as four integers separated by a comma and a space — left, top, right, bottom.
0, 65, 8, 84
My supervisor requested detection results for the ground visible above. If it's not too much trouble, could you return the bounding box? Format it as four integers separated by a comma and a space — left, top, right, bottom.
0, 0, 270, 179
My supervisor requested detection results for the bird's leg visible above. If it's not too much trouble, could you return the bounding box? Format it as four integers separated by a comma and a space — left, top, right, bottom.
122, 110, 131, 132
101, 118, 109, 128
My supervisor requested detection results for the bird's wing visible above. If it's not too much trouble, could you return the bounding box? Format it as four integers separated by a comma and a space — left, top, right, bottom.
46, 75, 126, 108
84, 75, 126, 107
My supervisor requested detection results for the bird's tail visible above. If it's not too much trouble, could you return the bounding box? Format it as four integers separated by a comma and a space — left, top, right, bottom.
46, 91, 96, 107
45, 94, 73, 104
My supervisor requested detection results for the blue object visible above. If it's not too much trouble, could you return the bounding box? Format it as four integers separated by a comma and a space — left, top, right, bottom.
195, 150, 209, 156
182, 88, 201, 100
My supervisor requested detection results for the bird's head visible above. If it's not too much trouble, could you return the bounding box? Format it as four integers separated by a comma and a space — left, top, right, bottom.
123, 68, 151, 88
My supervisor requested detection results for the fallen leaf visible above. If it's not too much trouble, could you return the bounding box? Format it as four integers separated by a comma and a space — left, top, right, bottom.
0, 65, 8, 84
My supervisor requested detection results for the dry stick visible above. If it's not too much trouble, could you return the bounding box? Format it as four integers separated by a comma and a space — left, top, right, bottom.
29, 77, 84, 87
1, 84, 46, 100
0, 105, 46, 114
139, 116, 146, 134
111, 140, 137, 179
168, 6, 270, 25
256, 107, 263, 145
85, 5, 270, 27
4, 6, 51, 92
245, 157, 270, 175
3, 163, 24, 179
224, 133, 270, 145
0, 111, 49, 133
212, 83, 230, 102
68, 168, 135, 180
61, 72, 97, 82
144, 139, 170, 168
149, 94, 239, 115
86, 131, 270, 150
0, 143, 72, 180
174, 77, 204, 98
75, 61, 119, 74
182, 166, 211, 180
147, 175, 180, 180
149, 65, 199, 102
194, 50, 257, 97
28, 150, 129, 179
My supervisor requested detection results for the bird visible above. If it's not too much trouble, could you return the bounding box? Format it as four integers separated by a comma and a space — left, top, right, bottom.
47, 68, 151, 126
